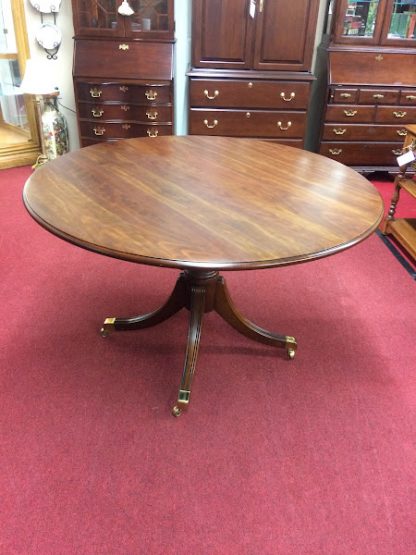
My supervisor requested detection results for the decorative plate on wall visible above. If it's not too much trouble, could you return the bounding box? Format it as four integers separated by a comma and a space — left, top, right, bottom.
35, 23, 62, 50
29, 0, 62, 13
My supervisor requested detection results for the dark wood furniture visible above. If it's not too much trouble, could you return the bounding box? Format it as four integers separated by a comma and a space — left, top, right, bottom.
187, 0, 320, 148
382, 124, 416, 258
319, 0, 416, 173
71, 0, 174, 147
23, 136, 383, 416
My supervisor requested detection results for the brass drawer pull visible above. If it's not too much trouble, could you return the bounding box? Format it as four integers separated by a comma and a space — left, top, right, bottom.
396, 129, 407, 136
344, 110, 357, 117
122, 124, 131, 130
120, 86, 129, 93
329, 148, 342, 155
119, 44, 129, 50
246, 112, 251, 118
280, 92, 295, 102
89, 87, 102, 98
405, 95, 416, 101
120, 105, 130, 111
93, 126, 106, 136
392, 149, 403, 156
393, 111, 407, 118
146, 110, 159, 120
147, 129, 159, 138
373, 94, 384, 99
333, 127, 347, 135
277, 121, 292, 131
145, 89, 158, 101
340, 92, 352, 98
203, 89, 219, 100
203, 119, 218, 129
375, 54, 384, 61
91, 108, 104, 118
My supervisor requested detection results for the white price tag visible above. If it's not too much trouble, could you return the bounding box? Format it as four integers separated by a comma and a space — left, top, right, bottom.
397, 149, 416, 167
249, 0, 256, 18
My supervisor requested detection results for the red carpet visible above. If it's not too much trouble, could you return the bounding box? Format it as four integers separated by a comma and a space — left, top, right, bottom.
1, 167, 416, 554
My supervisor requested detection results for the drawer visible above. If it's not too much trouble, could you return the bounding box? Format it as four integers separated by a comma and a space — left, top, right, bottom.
325, 105, 375, 123
74, 40, 174, 80
320, 141, 404, 166
331, 87, 358, 103
329, 50, 416, 86
76, 82, 172, 105
189, 109, 306, 138
79, 121, 173, 140
359, 88, 399, 104
189, 79, 310, 109
77, 103, 172, 123
400, 89, 416, 105
322, 124, 410, 142
375, 106, 416, 124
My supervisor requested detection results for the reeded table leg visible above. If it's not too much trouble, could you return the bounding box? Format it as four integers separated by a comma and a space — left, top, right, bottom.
100, 270, 297, 415
214, 276, 297, 359
172, 282, 206, 417
100, 272, 187, 336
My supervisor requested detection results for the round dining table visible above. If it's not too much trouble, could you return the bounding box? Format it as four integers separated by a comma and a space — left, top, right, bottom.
23, 136, 384, 416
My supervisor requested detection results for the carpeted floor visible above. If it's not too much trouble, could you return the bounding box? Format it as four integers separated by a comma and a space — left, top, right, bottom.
1, 166, 415, 554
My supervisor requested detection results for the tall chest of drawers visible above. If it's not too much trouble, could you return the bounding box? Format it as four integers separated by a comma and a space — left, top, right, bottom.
71, 1, 174, 147
319, 0, 416, 173
188, 0, 320, 146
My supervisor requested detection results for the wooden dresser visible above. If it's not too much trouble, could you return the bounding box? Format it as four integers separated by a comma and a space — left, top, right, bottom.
71, 0, 174, 147
187, 0, 320, 148
319, 0, 416, 173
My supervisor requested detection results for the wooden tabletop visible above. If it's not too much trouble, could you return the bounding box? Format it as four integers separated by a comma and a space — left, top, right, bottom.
23, 136, 384, 271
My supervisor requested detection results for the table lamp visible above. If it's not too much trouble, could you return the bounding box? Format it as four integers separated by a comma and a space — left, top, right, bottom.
20, 59, 69, 168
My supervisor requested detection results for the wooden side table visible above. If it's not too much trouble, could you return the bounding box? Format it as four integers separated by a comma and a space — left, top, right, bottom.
381, 125, 416, 260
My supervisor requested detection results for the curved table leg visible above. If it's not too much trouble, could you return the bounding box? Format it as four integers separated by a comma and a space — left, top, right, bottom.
172, 283, 206, 417
214, 276, 297, 359
100, 272, 187, 336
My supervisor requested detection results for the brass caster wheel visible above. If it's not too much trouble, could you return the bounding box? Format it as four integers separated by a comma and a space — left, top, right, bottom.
285, 336, 297, 360
100, 317, 116, 338
172, 405, 182, 417
287, 348, 296, 360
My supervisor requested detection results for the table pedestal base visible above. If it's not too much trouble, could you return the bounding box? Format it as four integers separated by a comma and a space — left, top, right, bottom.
100, 270, 297, 416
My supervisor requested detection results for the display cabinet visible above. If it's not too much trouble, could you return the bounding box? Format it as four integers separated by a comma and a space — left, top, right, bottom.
188, 0, 320, 147
319, 0, 416, 173
72, 0, 174, 146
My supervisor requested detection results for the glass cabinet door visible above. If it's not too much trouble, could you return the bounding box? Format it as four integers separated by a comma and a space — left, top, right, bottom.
381, 0, 416, 44
127, 0, 174, 38
334, 0, 385, 43
0, 0, 39, 168
73, 0, 125, 36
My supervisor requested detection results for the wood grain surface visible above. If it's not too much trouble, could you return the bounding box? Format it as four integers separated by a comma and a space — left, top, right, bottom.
23, 136, 384, 270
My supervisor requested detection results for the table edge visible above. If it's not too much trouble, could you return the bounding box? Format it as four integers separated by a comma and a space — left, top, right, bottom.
23, 188, 384, 272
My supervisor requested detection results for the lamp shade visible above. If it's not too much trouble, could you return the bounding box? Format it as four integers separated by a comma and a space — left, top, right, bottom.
20, 59, 58, 95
